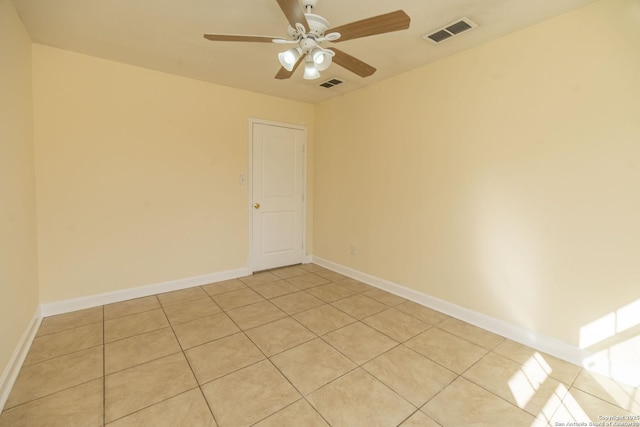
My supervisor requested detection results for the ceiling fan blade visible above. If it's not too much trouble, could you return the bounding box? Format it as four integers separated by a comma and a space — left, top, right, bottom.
330, 48, 376, 77
204, 34, 279, 43
274, 55, 305, 79
276, 0, 310, 32
328, 10, 410, 42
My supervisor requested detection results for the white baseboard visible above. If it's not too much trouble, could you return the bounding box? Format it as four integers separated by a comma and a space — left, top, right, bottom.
40, 267, 250, 317
302, 255, 313, 264
312, 256, 591, 368
0, 308, 41, 413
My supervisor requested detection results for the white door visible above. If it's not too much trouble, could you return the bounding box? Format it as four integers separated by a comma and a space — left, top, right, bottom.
251, 122, 305, 271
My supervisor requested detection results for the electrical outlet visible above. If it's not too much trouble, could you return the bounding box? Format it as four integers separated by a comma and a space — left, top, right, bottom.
350, 244, 356, 255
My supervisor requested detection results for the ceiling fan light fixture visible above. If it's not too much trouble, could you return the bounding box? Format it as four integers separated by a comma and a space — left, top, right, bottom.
311, 48, 334, 71
278, 47, 302, 71
303, 60, 321, 80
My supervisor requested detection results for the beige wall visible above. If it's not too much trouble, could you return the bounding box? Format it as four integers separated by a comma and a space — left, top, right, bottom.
32, 45, 314, 303
314, 0, 640, 346
0, 0, 39, 375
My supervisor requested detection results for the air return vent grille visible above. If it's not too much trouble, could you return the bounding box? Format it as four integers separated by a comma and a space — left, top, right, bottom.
423, 17, 477, 44
319, 78, 344, 88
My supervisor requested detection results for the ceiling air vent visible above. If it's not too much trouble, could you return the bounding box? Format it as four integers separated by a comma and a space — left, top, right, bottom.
319, 78, 344, 88
423, 17, 477, 44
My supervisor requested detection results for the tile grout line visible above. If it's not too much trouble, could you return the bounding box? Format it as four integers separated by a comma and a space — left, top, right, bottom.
240, 308, 340, 426
102, 294, 162, 321
104, 387, 203, 425
0, 378, 102, 414
103, 348, 183, 377
198, 284, 315, 421
313, 333, 425, 416
323, 320, 476, 424
103, 325, 174, 348
102, 290, 222, 423
182, 297, 356, 387
20, 342, 104, 370
202, 297, 282, 422
158, 289, 221, 427
359, 341, 459, 405
396, 408, 439, 427
566, 383, 637, 415
202, 282, 345, 425
455, 374, 552, 421
548, 368, 619, 425
31, 319, 104, 339
449, 345, 563, 422
404, 331, 497, 418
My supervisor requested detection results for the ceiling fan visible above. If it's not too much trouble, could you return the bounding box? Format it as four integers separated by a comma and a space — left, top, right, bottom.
203, 0, 410, 81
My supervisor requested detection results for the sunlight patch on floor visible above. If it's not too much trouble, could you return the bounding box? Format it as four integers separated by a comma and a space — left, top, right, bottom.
549, 386, 590, 424
508, 353, 552, 408
532, 383, 570, 426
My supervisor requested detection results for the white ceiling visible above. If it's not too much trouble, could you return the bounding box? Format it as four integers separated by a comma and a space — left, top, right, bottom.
13, 0, 598, 104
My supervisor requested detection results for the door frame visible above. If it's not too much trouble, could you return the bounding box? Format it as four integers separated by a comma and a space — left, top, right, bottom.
247, 118, 308, 273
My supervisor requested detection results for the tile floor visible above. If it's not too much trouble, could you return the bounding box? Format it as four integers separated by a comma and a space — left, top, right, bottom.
1, 264, 638, 426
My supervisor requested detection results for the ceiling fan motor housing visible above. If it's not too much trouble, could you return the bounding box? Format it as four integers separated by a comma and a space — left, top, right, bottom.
288, 13, 329, 39
305, 14, 330, 37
